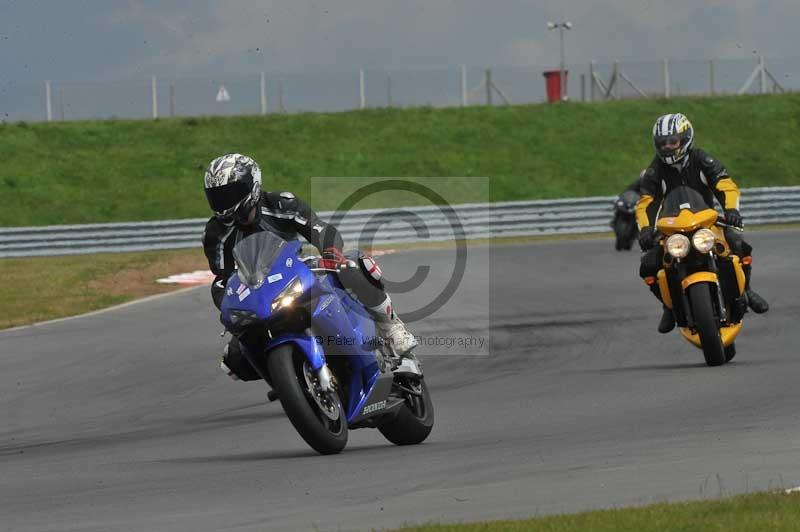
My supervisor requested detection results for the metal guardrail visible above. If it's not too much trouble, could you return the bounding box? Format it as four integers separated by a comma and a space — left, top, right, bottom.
2, 186, 799, 258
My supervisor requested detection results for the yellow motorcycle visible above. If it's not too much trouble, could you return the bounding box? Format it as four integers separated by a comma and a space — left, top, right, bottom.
648, 186, 748, 366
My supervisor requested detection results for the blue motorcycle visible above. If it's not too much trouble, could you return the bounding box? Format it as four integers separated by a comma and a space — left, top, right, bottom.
220, 231, 434, 454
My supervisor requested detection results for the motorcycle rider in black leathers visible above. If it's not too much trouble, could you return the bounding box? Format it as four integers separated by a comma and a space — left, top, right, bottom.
636, 113, 769, 333
201, 154, 417, 380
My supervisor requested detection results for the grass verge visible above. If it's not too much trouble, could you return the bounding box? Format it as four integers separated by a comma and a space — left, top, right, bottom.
0, 248, 208, 330
393, 492, 800, 532
2, 93, 799, 226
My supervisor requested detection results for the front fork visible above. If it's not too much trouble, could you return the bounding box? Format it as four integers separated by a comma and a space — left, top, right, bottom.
240, 331, 336, 393
663, 255, 727, 329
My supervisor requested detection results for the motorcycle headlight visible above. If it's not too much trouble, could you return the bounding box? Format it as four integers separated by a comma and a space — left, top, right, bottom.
665, 234, 690, 258
271, 277, 304, 312
230, 309, 258, 326
692, 228, 716, 253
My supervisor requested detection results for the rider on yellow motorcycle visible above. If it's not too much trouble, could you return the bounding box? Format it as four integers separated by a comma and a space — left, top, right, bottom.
636, 113, 769, 333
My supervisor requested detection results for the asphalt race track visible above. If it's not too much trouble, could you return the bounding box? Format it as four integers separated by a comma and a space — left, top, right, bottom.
2, 230, 799, 532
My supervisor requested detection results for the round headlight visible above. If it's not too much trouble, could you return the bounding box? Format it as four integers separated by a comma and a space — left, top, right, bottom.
692, 228, 716, 253
665, 234, 690, 258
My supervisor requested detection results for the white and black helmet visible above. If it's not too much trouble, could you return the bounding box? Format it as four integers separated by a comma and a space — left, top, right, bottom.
653, 113, 694, 165
203, 153, 262, 224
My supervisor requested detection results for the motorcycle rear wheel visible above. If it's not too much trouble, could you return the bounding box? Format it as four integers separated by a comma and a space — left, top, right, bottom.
268, 345, 348, 455
379, 376, 434, 446
688, 283, 726, 367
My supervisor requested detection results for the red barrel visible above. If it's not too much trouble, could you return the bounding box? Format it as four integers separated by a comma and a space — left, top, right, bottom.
543, 69, 568, 102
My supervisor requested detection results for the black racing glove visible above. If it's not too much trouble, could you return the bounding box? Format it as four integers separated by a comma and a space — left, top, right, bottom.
638, 226, 657, 251
724, 208, 743, 228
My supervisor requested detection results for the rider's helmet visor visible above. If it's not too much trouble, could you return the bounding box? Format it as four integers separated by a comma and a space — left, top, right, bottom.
655, 134, 681, 157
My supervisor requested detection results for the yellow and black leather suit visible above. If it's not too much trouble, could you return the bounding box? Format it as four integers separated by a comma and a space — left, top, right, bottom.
636, 147, 751, 280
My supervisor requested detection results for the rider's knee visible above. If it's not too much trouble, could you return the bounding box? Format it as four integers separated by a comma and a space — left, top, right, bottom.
639, 247, 662, 279
723, 227, 752, 258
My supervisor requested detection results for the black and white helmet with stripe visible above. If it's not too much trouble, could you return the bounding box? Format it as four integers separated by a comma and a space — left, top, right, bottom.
204, 153, 262, 224
652, 113, 694, 165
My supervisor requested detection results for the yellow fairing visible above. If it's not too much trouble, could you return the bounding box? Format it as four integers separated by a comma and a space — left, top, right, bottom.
680, 271, 718, 291
709, 225, 730, 257
656, 208, 718, 235
657, 270, 673, 309
680, 322, 742, 348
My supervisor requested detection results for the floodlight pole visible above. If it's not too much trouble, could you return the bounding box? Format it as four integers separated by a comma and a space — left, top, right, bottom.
548, 21, 572, 101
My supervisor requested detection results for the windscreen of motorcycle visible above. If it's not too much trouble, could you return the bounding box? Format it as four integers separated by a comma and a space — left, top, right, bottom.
659, 186, 710, 218
232, 231, 287, 288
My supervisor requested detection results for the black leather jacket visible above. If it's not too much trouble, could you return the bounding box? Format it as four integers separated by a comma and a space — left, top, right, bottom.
202, 191, 343, 284
635, 148, 740, 229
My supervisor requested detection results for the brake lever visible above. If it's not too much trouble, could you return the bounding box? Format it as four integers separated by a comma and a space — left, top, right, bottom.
716, 219, 745, 232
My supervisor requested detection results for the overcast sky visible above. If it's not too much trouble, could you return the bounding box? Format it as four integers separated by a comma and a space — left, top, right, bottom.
1, 0, 796, 82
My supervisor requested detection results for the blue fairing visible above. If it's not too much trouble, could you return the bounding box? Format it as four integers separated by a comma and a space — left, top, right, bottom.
220, 238, 384, 424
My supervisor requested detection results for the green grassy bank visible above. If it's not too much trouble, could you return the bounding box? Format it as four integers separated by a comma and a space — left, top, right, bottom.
1, 93, 798, 226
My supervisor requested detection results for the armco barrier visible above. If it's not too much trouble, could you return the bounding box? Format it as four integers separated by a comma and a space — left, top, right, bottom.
1, 186, 799, 258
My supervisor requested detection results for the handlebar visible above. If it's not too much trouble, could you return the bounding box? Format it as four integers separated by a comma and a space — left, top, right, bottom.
716, 217, 744, 232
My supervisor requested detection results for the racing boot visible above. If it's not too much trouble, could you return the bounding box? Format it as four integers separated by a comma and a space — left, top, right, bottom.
367, 295, 418, 357
742, 261, 769, 314
658, 305, 676, 334
647, 282, 674, 333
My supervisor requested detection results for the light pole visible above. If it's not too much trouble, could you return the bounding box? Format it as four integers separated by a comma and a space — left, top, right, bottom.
547, 20, 572, 101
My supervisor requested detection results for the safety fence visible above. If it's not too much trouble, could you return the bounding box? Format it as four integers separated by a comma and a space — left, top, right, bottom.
1, 186, 799, 258
3, 56, 797, 123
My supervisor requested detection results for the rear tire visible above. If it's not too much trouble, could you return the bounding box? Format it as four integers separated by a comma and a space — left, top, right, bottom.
379, 377, 434, 446
688, 283, 726, 367
268, 345, 348, 454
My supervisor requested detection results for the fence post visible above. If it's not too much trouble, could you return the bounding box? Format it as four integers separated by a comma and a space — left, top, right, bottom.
709, 59, 715, 95
589, 62, 596, 102
580, 74, 586, 102
169, 82, 176, 117
485, 69, 492, 105
359, 68, 366, 109
260, 72, 268, 115
759, 56, 766, 94
277, 79, 284, 112
151, 76, 158, 119
460, 64, 467, 106
58, 88, 65, 121
44, 81, 53, 122
615, 61, 621, 99
662, 59, 670, 98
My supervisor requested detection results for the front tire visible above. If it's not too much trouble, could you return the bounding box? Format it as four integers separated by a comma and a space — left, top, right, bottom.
725, 343, 736, 363
614, 217, 634, 251
379, 377, 434, 445
688, 283, 726, 367
614, 218, 627, 251
267, 345, 348, 454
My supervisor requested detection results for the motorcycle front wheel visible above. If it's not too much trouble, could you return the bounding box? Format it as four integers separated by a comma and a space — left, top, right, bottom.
688, 283, 726, 367
614, 217, 632, 251
268, 345, 348, 454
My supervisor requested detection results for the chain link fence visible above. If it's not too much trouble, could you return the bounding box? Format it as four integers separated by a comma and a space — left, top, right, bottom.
2, 56, 798, 123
